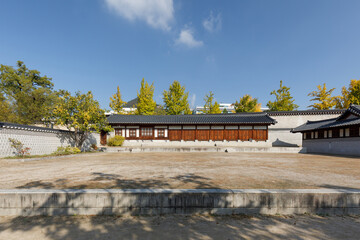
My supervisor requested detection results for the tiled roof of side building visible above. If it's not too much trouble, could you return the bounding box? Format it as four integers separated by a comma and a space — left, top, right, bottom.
107, 112, 276, 125
267, 109, 345, 116
292, 105, 360, 133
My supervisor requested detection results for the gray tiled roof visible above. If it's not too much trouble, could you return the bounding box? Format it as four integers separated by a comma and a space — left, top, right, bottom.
292, 105, 360, 133
107, 113, 276, 125
267, 109, 345, 116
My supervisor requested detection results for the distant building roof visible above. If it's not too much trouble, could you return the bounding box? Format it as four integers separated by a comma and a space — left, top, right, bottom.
267, 109, 345, 116
107, 112, 276, 125
123, 98, 138, 108
292, 105, 360, 132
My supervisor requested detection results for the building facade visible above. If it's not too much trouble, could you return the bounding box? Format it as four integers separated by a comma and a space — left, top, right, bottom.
292, 105, 360, 156
267, 109, 345, 147
105, 113, 276, 143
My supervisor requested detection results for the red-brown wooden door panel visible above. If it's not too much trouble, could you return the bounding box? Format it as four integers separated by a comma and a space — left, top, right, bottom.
253, 130, 267, 141
210, 130, 224, 141
196, 130, 210, 141
169, 130, 182, 141
224, 130, 238, 141
239, 130, 253, 140
183, 130, 196, 141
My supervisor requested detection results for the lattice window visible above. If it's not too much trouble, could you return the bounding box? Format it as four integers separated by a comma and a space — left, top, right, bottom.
129, 129, 136, 137
115, 129, 122, 136
158, 129, 165, 138
141, 128, 153, 137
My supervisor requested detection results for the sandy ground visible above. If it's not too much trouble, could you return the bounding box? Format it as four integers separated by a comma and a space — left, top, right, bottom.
0, 152, 359, 189
0, 215, 359, 240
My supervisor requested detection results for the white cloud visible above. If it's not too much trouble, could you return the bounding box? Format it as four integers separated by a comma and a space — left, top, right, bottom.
203, 11, 222, 33
175, 28, 203, 48
104, 0, 174, 31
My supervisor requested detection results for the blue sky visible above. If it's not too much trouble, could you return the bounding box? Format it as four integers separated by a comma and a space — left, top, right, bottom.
1, 0, 360, 110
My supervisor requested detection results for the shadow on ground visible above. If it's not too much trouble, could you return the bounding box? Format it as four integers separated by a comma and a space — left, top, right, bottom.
16, 172, 217, 189
0, 214, 359, 240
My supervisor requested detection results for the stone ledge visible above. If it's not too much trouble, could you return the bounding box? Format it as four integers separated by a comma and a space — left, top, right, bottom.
0, 189, 358, 216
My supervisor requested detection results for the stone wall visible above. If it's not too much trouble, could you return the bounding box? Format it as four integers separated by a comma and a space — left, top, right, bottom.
0, 122, 100, 158
0, 189, 358, 216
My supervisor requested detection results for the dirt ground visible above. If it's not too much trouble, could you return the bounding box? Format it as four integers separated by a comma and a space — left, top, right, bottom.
0, 215, 359, 240
0, 152, 359, 189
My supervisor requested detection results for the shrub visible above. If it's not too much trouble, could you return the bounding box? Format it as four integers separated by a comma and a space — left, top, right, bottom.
8, 138, 31, 157
54, 146, 81, 155
107, 135, 125, 146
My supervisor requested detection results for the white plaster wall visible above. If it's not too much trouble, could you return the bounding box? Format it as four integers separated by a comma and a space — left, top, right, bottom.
0, 128, 100, 158
303, 138, 360, 156
269, 114, 341, 147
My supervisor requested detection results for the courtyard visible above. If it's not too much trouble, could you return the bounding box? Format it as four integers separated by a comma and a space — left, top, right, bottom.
0, 152, 359, 189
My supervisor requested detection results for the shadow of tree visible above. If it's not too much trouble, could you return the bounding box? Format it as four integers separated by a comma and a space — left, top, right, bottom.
15, 172, 219, 189
0, 213, 359, 239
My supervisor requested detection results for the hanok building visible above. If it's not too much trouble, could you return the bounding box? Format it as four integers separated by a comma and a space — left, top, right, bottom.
105, 113, 276, 143
292, 104, 360, 156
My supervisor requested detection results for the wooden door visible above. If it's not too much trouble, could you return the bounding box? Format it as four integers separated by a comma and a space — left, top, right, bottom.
169, 129, 182, 141
183, 130, 196, 141
196, 129, 210, 141
253, 129, 267, 141
239, 129, 253, 141
224, 130, 238, 141
210, 130, 224, 141
100, 131, 107, 145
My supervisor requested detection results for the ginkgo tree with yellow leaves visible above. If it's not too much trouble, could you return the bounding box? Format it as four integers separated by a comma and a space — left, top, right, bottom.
163, 80, 191, 115
203, 91, 221, 114
334, 80, 360, 109
307, 83, 336, 110
109, 86, 127, 114
136, 78, 156, 115
52, 90, 111, 149
234, 94, 262, 112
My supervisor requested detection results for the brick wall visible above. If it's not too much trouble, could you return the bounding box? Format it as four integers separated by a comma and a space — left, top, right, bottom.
0, 123, 100, 158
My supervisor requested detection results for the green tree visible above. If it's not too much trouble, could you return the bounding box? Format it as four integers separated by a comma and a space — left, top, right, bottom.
308, 83, 336, 110
109, 86, 127, 113
163, 80, 191, 115
267, 80, 299, 111
0, 61, 56, 124
52, 91, 111, 149
0, 92, 16, 122
203, 91, 221, 114
234, 94, 262, 112
154, 105, 167, 115
349, 80, 360, 105
136, 78, 156, 115
334, 80, 360, 109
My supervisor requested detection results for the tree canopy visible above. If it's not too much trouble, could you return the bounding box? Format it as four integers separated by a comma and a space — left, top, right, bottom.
0, 61, 56, 124
163, 80, 191, 115
334, 80, 360, 109
308, 83, 336, 110
234, 94, 261, 112
136, 78, 156, 115
267, 80, 298, 111
52, 90, 111, 149
203, 91, 221, 114
109, 86, 127, 114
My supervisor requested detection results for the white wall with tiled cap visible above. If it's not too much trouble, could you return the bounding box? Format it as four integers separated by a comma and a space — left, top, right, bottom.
0, 125, 100, 158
